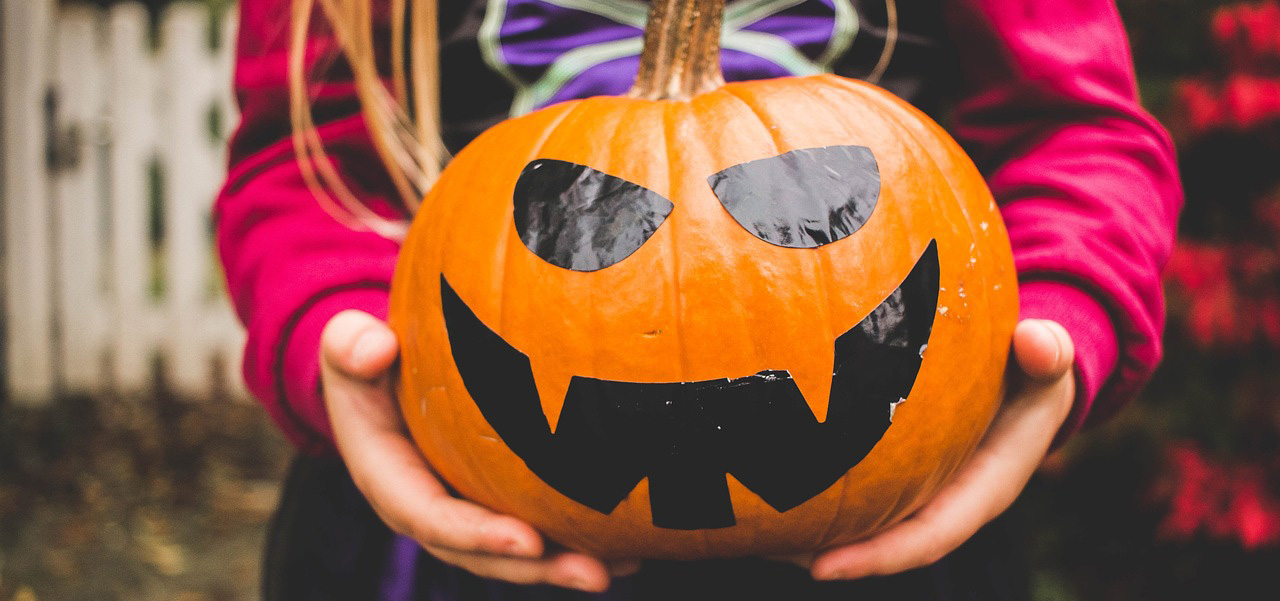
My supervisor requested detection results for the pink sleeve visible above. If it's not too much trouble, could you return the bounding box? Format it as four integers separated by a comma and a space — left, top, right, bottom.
216, 0, 399, 453
945, 0, 1183, 439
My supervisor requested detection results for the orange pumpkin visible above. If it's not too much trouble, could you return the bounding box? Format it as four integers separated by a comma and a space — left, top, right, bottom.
389, 0, 1017, 559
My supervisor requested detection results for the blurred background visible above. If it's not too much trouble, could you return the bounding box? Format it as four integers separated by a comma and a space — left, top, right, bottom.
2, 0, 1279, 599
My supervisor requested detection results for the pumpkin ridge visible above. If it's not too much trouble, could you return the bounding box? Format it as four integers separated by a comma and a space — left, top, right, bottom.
661, 100, 690, 387
820, 75, 977, 236
689, 86, 779, 400
837, 78, 960, 283
802, 80, 933, 298
509, 111, 578, 315
485, 100, 582, 507
872, 91, 980, 239
491, 99, 580, 335
717, 84, 788, 157
421, 166, 484, 518
756, 79, 855, 418
858, 83, 989, 343
585, 98, 651, 389
811, 233, 847, 546
718, 81, 855, 428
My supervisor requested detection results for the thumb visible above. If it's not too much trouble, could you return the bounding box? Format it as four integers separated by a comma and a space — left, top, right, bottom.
1012, 319, 1074, 382
321, 310, 400, 381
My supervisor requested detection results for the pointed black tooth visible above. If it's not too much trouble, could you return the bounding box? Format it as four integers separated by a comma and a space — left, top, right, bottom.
440, 275, 552, 440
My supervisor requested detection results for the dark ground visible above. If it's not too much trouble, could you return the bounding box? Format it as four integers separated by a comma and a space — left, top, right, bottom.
0, 394, 293, 601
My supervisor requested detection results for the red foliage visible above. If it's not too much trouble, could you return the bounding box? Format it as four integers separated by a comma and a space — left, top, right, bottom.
1173, 75, 1280, 135
1154, 444, 1280, 549
1174, 2, 1280, 137
1165, 244, 1237, 347
1211, 1, 1280, 71
1165, 236, 1280, 349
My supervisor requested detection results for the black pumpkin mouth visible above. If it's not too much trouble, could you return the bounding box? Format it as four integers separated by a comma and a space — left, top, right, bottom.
440, 240, 940, 530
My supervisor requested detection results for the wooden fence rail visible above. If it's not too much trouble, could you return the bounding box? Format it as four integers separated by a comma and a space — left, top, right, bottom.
3, 1, 247, 405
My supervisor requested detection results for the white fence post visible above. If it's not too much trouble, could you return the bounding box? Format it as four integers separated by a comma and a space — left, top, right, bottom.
2, 0, 58, 404
106, 3, 160, 394
159, 4, 217, 397
52, 6, 110, 396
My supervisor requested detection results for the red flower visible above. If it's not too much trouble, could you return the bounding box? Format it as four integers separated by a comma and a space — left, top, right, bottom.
1173, 75, 1280, 136
1211, 1, 1280, 70
1166, 244, 1242, 347
1225, 75, 1280, 128
1154, 443, 1280, 549
1165, 237, 1280, 349
1228, 467, 1280, 549
1166, 244, 1230, 296
1156, 445, 1226, 540
1173, 78, 1224, 135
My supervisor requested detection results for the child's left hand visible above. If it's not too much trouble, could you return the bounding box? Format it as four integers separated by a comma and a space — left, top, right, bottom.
781, 318, 1076, 580
319, 310, 639, 591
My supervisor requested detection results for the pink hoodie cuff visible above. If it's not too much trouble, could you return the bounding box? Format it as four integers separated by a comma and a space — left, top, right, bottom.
1017, 280, 1119, 443
280, 286, 390, 454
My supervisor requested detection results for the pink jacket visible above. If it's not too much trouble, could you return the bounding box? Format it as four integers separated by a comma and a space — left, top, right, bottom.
217, 0, 1182, 454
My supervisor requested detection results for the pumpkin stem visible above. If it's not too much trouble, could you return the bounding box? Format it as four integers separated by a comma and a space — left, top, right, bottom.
629, 0, 726, 101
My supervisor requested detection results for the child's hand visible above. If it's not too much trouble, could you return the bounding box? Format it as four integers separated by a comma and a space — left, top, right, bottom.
783, 318, 1076, 579
320, 310, 640, 592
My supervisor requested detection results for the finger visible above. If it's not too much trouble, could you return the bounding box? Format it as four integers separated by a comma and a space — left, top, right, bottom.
608, 558, 643, 577
762, 553, 813, 569
321, 330, 543, 558
393, 490, 546, 558
1012, 319, 1074, 381
811, 371, 1074, 580
811, 512, 956, 579
327, 390, 544, 556
426, 546, 614, 592
321, 309, 400, 380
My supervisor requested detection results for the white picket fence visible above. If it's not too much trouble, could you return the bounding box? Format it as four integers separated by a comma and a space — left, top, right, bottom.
2, 1, 248, 405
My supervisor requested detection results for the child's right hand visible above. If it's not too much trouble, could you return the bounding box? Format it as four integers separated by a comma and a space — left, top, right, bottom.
319, 310, 640, 592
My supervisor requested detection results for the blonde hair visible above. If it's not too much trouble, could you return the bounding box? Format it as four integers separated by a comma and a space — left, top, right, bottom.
288, 0, 444, 238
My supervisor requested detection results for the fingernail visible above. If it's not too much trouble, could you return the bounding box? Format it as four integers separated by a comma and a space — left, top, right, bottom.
559, 576, 600, 592
499, 535, 536, 556
812, 562, 851, 581
1041, 320, 1063, 367
479, 521, 534, 556
351, 331, 377, 365
608, 559, 642, 577
352, 328, 392, 365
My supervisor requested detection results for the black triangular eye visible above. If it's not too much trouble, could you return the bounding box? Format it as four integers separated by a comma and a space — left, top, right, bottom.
708, 145, 880, 248
514, 159, 674, 272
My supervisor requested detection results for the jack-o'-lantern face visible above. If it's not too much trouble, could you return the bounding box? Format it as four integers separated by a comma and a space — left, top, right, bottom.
445, 144, 937, 532
389, 75, 1018, 559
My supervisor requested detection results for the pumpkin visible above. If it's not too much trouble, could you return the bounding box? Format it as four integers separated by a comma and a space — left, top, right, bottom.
389, 0, 1017, 559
